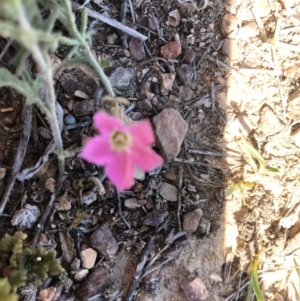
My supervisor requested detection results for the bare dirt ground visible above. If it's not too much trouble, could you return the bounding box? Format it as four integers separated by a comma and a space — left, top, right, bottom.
1, 0, 300, 301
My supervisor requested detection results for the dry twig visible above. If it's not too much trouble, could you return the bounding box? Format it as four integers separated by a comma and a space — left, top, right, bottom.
0, 104, 32, 215
71, 1, 148, 41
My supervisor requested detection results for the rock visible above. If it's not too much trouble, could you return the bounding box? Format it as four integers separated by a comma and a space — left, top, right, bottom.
137, 99, 152, 111
287, 89, 300, 121
74, 90, 89, 99
181, 278, 208, 301
164, 171, 177, 182
168, 9, 180, 27
89, 222, 118, 260
219, 13, 238, 38
74, 266, 109, 301
70, 258, 81, 271
183, 48, 196, 64
82, 191, 97, 205
135, 167, 145, 180
74, 269, 89, 282
39, 286, 56, 301
131, 112, 142, 120
143, 210, 164, 226
129, 37, 145, 61
106, 33, 118, 44
221, 39, 238, 60
259, 106, 284, 136
38, 127, 52, 140
182, 209, 203, 232
159, 40, 182, 59
125, 198, 142, 209
159, 182, 178, 202
73, 99, 94, 116
147, 16, 158, 31
60, 72, 96, 98
64, 114, 76, 125
159, 73, 175, 93
151, 82, 161, 94
210, 274, 223, 282
239, 22, 258, 40
110, 67, 134, 92
153, 108, 188, 162
81, 248, 97, 269
176, 64, 193, 85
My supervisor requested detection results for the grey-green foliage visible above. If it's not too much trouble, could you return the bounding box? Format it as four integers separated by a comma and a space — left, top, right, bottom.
0, 0, 113, 102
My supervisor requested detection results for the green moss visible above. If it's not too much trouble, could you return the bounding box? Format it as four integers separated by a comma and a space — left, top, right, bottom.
0, 232, 64, 291
0, 278, 19, 301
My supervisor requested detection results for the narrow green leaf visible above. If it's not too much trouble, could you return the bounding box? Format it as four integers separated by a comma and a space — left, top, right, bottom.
251, 254, 265, 301
80, 8, 88, 35
241, 139, 266, 172
225, 185, 239, 197
262, 167, 280, 174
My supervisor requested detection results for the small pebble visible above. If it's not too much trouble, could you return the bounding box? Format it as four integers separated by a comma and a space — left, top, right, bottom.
181, 278, 208, 301
129, 37, 145, 61
176, 64, 193, 85
183, 48, 196, 64
74, 269, 89, 282
143, 210, 164, 226
125, 198, 141, 209
183, 209, 203, 232
151, 82, 161, 94
38, 127, 52, 140
160, 40, 182, 59
89, 222, 118, 260
159, 182, 178, 202
131, 112, 142, 121
64, 114, 76, 125
81, 248, 97, 269
137, 99, 152, 111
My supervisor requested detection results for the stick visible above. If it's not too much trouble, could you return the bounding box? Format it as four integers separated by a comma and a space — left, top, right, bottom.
124, 236, 155, 301
177, 165, 183, 231
71, 1, 148, 41
0, 104, 32, 215
119, 0, 128, 49
117, 190, 131, 229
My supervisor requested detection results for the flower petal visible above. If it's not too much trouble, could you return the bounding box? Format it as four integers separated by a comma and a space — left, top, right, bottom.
80, 137, 113, 165
127, 120, 155, 145
93, 111, 124, 135
105, 152, 135, 190
131, 140, 163, 171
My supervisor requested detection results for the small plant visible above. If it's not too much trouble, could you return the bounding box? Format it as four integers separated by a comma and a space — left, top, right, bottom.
226, 138, 279, 199
246, 252, 265, 301
0, 231, 64, 293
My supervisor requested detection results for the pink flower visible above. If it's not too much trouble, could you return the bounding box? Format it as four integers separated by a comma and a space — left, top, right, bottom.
80, 111, 163, 190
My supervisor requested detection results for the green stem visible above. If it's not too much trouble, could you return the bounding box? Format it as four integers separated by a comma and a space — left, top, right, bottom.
83, 45, 115, 97
17, 2, 64, 192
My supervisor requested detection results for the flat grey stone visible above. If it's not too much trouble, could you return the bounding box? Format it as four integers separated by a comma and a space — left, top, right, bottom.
159, 182, 178, 202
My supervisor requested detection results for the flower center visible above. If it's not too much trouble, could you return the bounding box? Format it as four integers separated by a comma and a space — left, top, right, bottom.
110, 130, 132, 151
